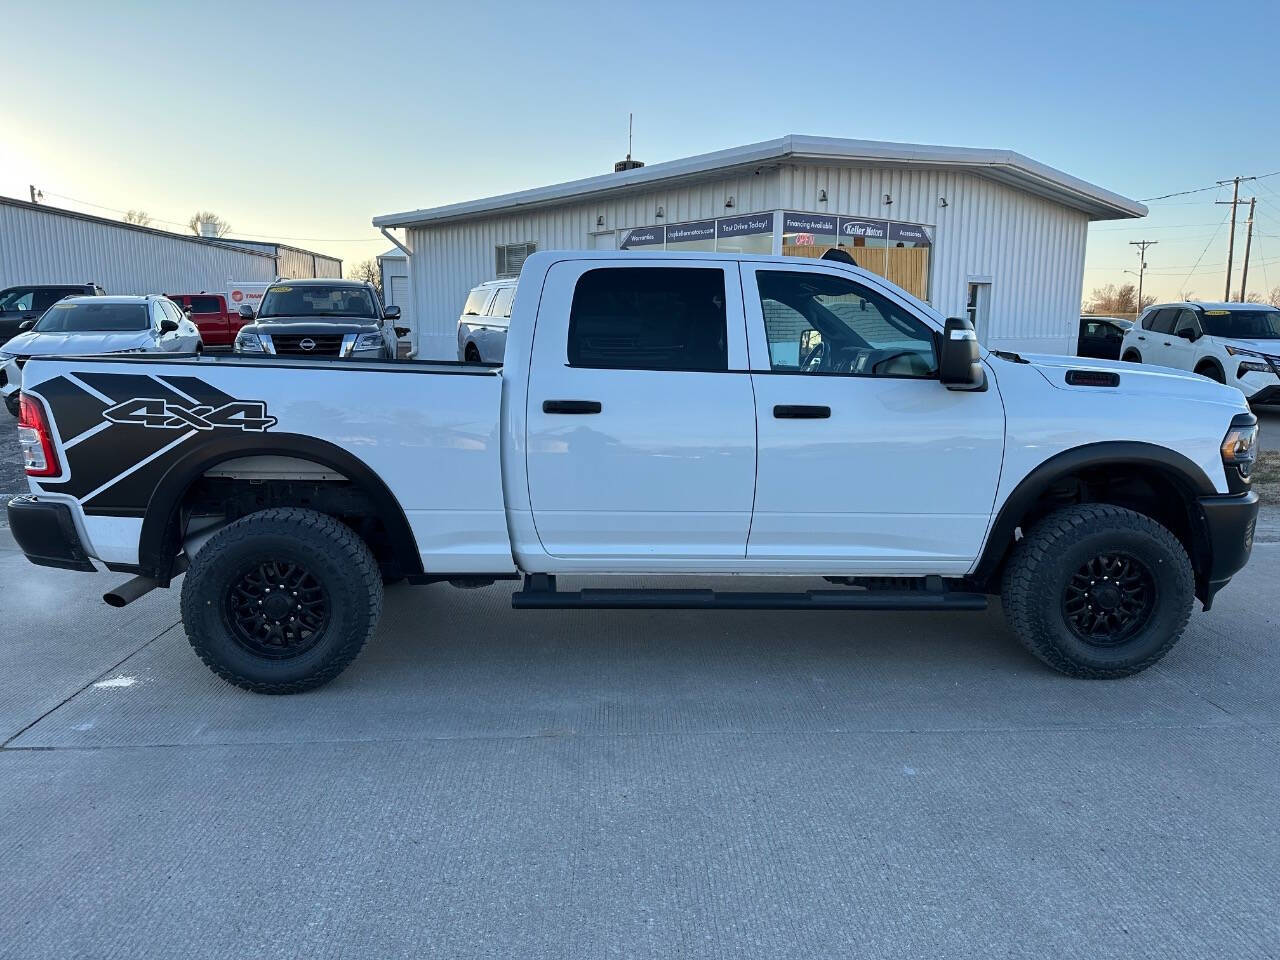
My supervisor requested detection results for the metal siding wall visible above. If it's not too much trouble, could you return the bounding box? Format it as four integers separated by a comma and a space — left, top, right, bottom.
407, 172, 777, 358
276, 247, 314, 279
0, 204, 276, 294
312, 255, 342, 278
778, 164, 1088, 354
406, 164, 1088, 358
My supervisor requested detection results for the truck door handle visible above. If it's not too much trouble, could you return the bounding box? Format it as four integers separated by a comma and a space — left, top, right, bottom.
1137, 335, 1146, 340
542, 399, 602, 415
773, 404, 831, 419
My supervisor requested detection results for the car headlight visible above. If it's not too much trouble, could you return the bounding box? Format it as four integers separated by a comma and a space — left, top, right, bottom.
353, 332, 384, 351
236, 332, 264, 353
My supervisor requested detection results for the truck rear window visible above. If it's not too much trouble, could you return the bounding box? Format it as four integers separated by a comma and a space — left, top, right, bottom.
567, 267, 727, 371
189, 295, 223, 314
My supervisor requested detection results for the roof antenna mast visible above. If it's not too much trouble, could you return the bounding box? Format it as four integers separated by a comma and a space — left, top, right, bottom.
613, 114, 645, 172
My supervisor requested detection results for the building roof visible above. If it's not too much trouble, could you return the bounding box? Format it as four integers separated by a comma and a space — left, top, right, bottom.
0, 196, 277, 258
373, 134, 1147, 229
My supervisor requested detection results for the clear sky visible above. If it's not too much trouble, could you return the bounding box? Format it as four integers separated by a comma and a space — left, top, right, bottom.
3, 0, 1278, 302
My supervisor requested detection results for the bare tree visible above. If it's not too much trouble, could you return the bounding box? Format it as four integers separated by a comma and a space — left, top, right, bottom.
1243, 292, 1265, 304
188, 211, 232, 237
1084, 283, 1154, 316
348, 258, 382, 296
124, 209, 151, 226
1268, 287, 1280, 309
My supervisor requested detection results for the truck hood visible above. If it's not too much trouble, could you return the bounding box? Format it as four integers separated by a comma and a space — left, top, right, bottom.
1015, 352, 1247, 407
244, 318, 381, 336
1, 329, 154, 357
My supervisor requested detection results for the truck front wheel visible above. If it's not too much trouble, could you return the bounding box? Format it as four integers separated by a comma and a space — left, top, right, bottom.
1000, 504, 1193, 678
180, 507, 383, 694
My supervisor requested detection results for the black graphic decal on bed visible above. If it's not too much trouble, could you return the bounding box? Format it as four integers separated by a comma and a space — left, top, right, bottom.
29, 371, 277, 509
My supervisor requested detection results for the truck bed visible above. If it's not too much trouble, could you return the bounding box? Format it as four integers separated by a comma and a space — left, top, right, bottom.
19, 353, 515, 574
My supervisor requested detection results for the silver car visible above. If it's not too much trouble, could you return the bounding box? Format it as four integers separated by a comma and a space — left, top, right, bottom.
1, 295, 202, 416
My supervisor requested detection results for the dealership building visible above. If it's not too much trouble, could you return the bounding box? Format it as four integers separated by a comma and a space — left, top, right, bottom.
374, 134, 1145, 359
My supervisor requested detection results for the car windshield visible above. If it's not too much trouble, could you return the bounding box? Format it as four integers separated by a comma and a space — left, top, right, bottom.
258, 284, 377, 319
33, 302, 149, 333
1201, 309, 1280, 340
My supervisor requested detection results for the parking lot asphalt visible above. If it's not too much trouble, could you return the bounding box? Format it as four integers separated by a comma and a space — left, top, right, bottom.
1, 513, 1278, 958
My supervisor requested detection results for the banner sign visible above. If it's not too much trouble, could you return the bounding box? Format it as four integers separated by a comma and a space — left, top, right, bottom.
838, 218, 889, 241
665, 220, 715, 244
783, 212, 836, 234
620, 225, 665, 249
716, 212, 773, 238
888, 222, 931, 246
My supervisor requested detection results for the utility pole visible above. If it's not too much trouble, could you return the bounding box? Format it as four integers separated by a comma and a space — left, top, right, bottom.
1217, 177, 1255, 300
1238, 197, 1257, 302
1129, 240, 1157, 315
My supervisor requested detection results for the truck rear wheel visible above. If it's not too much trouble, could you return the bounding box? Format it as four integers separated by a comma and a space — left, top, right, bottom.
1000, 504, 1193, 678
180, 507, 383, 694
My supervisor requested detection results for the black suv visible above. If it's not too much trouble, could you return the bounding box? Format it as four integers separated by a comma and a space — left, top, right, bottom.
0, 283, 106, 343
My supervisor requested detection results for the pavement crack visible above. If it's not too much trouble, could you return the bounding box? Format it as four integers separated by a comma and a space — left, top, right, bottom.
0, 618, 181, 750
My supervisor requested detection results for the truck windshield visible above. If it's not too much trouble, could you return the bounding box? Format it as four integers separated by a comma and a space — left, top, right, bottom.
258, 285, 377, 319
1201, 309, 1280, 339
34, 302, 148, 332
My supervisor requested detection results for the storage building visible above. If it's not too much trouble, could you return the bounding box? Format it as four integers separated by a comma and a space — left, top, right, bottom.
374, 135, 1145, 359
0, 196, 339, 296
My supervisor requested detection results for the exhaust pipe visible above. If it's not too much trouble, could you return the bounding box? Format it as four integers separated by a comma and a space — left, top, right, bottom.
103, 555, 190, 608
104, 575, 162, 608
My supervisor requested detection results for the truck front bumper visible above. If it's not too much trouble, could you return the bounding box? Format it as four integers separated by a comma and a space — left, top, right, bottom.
1197, 490, 1259, 609
5, 496, 96, 572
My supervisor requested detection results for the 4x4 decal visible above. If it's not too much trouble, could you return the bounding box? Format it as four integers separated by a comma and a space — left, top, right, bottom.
102, 398, 277, 432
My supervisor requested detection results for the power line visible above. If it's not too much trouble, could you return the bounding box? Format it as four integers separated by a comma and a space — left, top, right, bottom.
1177, 208, 1231, 293
1138, 170, 1280, 202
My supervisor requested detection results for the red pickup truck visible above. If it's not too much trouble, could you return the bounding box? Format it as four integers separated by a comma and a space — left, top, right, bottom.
165, 292, 246, 347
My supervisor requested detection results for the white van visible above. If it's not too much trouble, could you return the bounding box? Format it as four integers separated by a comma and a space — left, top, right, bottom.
456, 279, 516, 362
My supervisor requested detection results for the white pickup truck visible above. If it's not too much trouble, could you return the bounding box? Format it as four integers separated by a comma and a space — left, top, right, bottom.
8, 251, 1260, 693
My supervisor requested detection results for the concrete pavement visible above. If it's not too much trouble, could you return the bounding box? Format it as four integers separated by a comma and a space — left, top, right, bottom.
1, 519, 1277, 959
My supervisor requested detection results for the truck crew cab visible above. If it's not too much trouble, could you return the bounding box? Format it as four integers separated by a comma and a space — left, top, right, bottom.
7, 251, 1260, 693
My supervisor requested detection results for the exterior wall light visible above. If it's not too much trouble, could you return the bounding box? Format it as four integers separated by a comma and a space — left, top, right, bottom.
939, 197, 949, 208
725, 196, 735, 209
655, 206, 665, 219
596, 215, 605, 227
818, 189, 828, 203
883, 193, 893, 206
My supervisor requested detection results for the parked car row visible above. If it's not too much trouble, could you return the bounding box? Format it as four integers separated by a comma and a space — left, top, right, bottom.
1, 279, 409, 417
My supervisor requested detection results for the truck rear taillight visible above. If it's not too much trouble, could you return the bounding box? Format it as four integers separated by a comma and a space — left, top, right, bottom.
17, 393, 60, 477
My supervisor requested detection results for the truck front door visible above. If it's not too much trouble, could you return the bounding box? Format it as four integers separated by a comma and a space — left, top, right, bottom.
525, 260, 756, 561
742, 262, 1005, 574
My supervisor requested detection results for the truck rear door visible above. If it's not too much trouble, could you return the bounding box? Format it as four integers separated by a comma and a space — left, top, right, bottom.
188, 294, 231, 345
524, 260, 756, 561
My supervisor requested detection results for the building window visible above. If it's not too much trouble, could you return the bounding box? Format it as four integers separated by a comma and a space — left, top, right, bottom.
496, 242, 536, 278
567, 267, 727, 371
783, 213, 932, 302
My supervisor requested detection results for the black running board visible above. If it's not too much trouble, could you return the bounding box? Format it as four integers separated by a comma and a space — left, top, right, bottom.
511, 580, 987, 612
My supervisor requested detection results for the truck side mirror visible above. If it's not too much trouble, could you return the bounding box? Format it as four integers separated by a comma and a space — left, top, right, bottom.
18, 319, 35, 331
938, 317, 986, 391
383, 305, 401, 321
238, 304, 255, 319
159, 318, 179, 334
1177, 328, 1198, 342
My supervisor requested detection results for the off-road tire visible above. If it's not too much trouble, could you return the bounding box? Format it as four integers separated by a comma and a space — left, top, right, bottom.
180, 508, 383, 694
1001, 504, 1194, 678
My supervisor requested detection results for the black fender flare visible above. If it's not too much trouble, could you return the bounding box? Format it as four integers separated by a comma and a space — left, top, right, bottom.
136, 432, 423, 579
970, 441, 1218, 588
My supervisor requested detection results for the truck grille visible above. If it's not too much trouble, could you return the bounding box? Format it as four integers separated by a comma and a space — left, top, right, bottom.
271, 334, 346, 356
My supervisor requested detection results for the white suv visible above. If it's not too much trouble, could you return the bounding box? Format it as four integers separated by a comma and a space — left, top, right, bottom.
1120, 301, 1280, 404
456, 279, 516, 362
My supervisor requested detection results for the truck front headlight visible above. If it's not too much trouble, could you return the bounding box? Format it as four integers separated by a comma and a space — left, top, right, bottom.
1221, 414, 1259, 479
236, 332, 264, 353
353, 332, 384, 352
